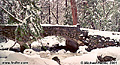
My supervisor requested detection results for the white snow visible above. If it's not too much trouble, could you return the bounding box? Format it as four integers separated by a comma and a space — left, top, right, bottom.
41, 24, 77, 27
91, 47, 120, 61
31, 41, 42, 48
62, 47, 120, 65
106, 0, 114, 2
0, 39, 20, 49
77, 46, 88, 54
40, 36, 66, 47
80, 28, 120, 41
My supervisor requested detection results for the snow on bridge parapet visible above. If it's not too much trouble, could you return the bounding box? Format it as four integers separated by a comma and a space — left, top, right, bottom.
80, 28, 120, 41
0, 24, 119, 41
41, 24, 78, 27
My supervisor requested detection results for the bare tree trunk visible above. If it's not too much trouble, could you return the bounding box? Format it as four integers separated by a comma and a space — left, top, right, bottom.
0, 10, 4, 24
66, 0, 67, 7
118, 19, 120, 32
49, 0, 51, 24
65, 0, 68, 22
118, 28, 120, 32
91, 22, 95, 29
56, 0, 58, 24
70, 0, 78, 25
0, 1, 4, 24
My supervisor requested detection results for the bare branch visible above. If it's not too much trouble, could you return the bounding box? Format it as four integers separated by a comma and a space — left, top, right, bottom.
0, 6, 23, 23
17, 0, 26, 9
51, 11, 57, 20
105, 2, 115, 19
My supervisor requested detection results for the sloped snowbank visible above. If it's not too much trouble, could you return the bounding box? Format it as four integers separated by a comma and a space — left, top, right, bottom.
0, 50, 59, 65
61, 47, 120, 65
91, 47, 120, 61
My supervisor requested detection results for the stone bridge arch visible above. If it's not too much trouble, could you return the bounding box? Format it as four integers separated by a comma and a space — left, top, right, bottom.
0, 24, 86, 52
41, 25, 85, 52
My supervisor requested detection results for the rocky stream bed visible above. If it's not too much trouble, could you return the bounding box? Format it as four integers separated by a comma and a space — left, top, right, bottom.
0, 29, 120, 65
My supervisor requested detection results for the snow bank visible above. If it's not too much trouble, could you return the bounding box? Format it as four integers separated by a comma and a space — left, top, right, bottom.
31, 36, 66, 48
0, 39, 20, 49
61, 47, 120, 65
41, 24, 77, 27
91, 47, 120, 61
80, 28, 120, 41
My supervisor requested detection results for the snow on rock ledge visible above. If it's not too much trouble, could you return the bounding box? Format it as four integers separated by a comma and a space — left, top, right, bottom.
80, 28, 120, 41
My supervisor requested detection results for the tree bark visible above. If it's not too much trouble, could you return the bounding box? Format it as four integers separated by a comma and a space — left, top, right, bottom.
49, 0, 51, 24
56, 0, 58, 24
118, 19, 120, 32
70, 0, 78, 25
66, 0, 67, 7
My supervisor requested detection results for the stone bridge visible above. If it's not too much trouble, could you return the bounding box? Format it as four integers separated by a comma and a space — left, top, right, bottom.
0, 24, 86, 45
1, 24, 120, 52
0, 24, 87, 52
41, 24, 83, 42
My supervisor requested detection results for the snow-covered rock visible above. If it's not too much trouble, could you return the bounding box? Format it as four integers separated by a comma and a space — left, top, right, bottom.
77, 46, 88, 54
39, 50, 50, 54
66, 51, 71, 54
0, 39, 20, 49
57, 49, 66, 54
31, 41, 42, 51
31, 41, 42, 48
46, 50, 51, 54
31, 36, 66, 51
23, 49, 37, 56
31, 36, 66, 47
40, 36, 66, 47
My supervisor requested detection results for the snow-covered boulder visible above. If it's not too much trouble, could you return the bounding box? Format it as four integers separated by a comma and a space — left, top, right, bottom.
23, 49, 38, 56
57, 49, 66, 54
66, 51, 71, 54
91, 47, 120, 61
39, 50, 51, 54
31, 41, 42, 51
0, 39, 20, 50
31, 36, 66, 51
40, 36, 66, 47
77, 46, 88, 54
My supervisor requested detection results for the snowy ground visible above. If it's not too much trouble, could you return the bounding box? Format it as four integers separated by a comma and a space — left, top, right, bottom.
0, 26, 120, 65
80, 28, 120, 41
